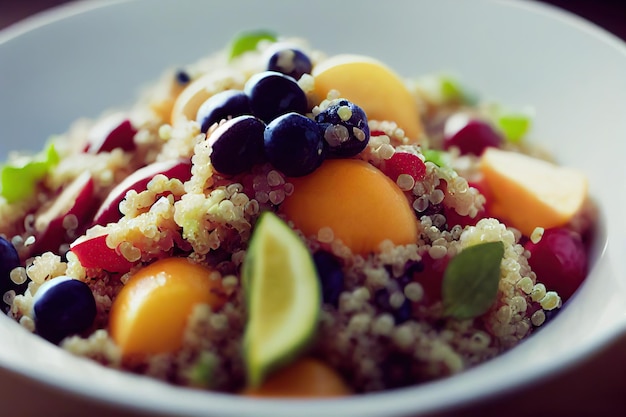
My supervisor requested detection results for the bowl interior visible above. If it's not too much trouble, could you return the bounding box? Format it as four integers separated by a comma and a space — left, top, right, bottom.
1, 0, 625, 416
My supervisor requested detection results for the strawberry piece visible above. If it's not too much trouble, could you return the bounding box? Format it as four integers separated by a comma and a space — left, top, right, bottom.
379, 152, 426, 184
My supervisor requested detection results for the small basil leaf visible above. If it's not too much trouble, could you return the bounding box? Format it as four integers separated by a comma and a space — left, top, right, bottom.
228, 30, 277, 61
442, 241, 504, 320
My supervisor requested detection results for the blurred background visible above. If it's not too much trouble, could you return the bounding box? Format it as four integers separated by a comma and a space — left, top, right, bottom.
1, 0, 625, 40
0, 1, 625, 416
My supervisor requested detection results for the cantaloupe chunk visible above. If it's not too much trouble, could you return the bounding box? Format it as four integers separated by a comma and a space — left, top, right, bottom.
312, 55, 423, 142
280, 159, 418, 254
109, 258, 227, 358
242, 358, 351, 398
480, 148, 588, 236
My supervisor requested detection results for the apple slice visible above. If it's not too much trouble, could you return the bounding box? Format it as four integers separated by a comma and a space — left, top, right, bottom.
84, 112, 137, 154
480, 148, 588, 236
70, 232, 135, 273
30, 171, 96, 256
92, 158, 192, 226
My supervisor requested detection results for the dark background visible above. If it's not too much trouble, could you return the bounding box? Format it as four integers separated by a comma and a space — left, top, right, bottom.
0, 1, 625, 417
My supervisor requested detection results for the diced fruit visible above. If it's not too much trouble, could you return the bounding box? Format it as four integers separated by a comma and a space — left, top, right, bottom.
480, 148, 588, 236
92, 158, 192, 226
312, 54, 423, 142
208, 115, 265, 175
264, 112, 325, 177
196, 89, 252, 133
525, 227, 587, 301
31, 171, 96, 256
280, 159, 418, 254
244, 71, 308, 123
378, 152, 427, 185
266, 46, 312, 80
109, 257, 227, 357
242, 212, 320, 387
228, 30, 277, 61
84, 113, 137, 153
0, 142, 59, 204
496, 112, 532, 144
312, 250, 344, 307
170, 68, 238, 126
243, 358, 351, 397
315, 99, 370, 158
32, 276, 97, 344
443, 113, 502, 156
0, 236, 24, 313
70, 232, 135, 273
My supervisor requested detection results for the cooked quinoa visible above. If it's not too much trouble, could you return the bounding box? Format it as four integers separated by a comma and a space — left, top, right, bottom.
0, 35, 596, 394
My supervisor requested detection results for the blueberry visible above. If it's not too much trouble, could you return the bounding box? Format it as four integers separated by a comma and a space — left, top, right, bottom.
267, 47, 312, 80
196, 90, 252, 133
207, 115, 265, 175
315, 99, 370, 158
175, 69, 191, 85
0, 236, 24, 313
374, 288, 412, 324
33, 276, 97, 344
313, 250, 344, 307
244, 71, 308, 123
264, 112, 325, 177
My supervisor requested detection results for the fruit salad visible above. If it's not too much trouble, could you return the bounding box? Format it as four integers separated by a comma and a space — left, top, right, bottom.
0, 31, 596, 396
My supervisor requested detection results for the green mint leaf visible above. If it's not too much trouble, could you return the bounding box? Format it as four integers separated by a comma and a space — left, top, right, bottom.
422, 149, 448, 167
228, 30, 277, 61
497, 113, 531, 143
0, 142, 60, 203
442, 241, 504, 320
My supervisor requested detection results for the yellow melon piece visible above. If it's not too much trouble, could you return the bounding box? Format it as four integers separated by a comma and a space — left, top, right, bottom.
109, 258, 227, 358
480, 147, 588, 236
280, 159, 418, 254
170, 68, 242, 126
312, 54, 423, 142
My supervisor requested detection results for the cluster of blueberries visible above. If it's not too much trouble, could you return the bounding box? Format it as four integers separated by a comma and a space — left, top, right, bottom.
193, 46, 370, 177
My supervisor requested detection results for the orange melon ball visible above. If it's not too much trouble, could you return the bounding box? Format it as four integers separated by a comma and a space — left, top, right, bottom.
280, 159, 418, 254
109, 258, 227, 357
243, 358, 351, 398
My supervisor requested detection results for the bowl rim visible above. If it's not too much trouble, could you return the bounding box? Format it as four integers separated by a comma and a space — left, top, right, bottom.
1, 0, 626, 416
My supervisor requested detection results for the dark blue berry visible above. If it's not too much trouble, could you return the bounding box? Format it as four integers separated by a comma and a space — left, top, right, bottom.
175, 69, 191, 85
267, 47, 312, 80
264, 112, 325, 177
0, 236, 24, 313
244, 71, 308, 123
315, 99, 370, 158
196, 90, 252, 133
33, 276, 97, 344
374, 288, 412, 324
313, 250, 344, 307
208, 115, 265, 175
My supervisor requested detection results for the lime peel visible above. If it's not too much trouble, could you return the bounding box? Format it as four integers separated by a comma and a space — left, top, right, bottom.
242, 211, 321, 388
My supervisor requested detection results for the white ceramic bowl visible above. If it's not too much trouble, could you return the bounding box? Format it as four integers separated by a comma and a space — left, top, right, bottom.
1, 1, 625, 416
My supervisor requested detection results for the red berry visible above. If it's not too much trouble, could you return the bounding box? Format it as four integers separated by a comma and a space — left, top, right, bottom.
443, 113, 503, 156
379, 152, 427, 184
524, 227, 588, 302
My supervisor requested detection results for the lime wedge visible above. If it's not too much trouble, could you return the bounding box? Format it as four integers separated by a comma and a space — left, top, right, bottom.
242, 211, 321, 388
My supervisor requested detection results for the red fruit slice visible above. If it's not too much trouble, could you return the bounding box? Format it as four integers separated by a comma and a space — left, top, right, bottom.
70, 232, 135, 273
31, 171, 96, 255
524, 227, 588, 302
92, 159, 192, 226
84, 113, 137, 154
379, 152, 427, 185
